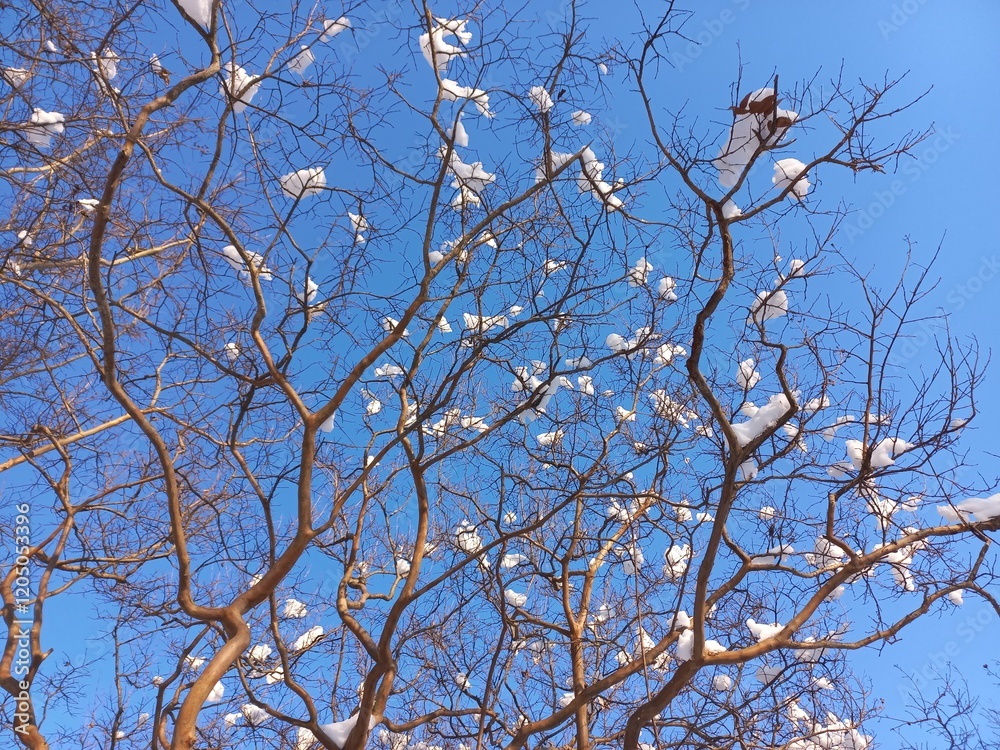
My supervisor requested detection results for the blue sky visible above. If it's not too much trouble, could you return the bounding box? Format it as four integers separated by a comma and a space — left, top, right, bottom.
15, 0, 1000, 745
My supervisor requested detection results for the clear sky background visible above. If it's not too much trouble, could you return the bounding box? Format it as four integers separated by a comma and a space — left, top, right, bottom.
22, 0, 1000, 745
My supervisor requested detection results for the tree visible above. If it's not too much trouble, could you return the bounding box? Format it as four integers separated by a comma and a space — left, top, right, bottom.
894, 665, 1000, 750
1, 1, 997, 749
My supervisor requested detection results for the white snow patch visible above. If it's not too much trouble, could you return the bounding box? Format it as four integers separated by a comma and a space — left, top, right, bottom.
221, 62, 260, 113
24, 108, 65, 148
529, 85, 554, 114
937, 493, 1000, 523
748, 289, 788, 325
419, 18, 472, 72
177, 0, 212, 26
321, 17, 352, 41
772, 158, 810, 199
440, 79, 492, 117
280, 167, 326, 198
